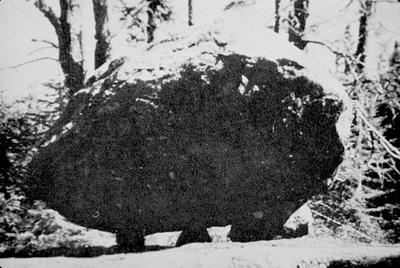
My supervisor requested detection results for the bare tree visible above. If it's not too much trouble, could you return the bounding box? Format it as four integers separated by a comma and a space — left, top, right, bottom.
274, 0, 281, 33
188, 0, 193, 26
93, 0, 112, 69
33, 0, 86, 95
147, 0, 157, 43
355, 0, 373, 72
288, 0, 309, 50
119, 0, 171, 43
390, 41, 400, 67
33, 0, 113, 95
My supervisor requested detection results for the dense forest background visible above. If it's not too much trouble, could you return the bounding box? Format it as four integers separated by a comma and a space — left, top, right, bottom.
1, 0, 400, 256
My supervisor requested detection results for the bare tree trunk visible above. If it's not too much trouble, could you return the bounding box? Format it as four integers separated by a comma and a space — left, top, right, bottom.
0, 147, 12, 199
34, 0, 88, 95
274, 0, 281, 33
390, 41, 400, 67
147, 0, 157, 43
59, 0, 86, 95
355, 0, 373, 72
288, 0, 309, 50
188, 0, 193, 26
343, 25, 352, 74
93, 0, 112, 69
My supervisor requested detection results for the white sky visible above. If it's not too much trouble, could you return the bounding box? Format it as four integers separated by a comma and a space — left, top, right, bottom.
0, 0, 62, 104
0, 0, 399, 106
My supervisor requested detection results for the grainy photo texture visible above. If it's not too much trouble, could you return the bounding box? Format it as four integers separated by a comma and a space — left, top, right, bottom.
1, 0, 400, 267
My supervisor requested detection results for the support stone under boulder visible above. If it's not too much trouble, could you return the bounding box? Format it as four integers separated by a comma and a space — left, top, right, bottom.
27, 3, 352, 251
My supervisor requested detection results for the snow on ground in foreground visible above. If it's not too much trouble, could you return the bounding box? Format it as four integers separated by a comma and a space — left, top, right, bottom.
2, 237, 400, 268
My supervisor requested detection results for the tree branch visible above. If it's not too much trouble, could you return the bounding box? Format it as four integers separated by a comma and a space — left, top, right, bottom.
302, 39, 363, 82
310, 209, 375, 241
302, 39, 343, 56
119, 0, 148, 20
27, 46, 55, 56
355, 101, 400, 160
0, 57, 59, 71
31, 38, 58, 48
34, 0, 60, 33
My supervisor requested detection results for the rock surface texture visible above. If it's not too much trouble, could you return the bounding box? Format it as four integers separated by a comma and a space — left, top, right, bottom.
27, 3, 352, 250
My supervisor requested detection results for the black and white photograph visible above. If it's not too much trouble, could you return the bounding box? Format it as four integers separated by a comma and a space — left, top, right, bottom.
1, 0, 400, 267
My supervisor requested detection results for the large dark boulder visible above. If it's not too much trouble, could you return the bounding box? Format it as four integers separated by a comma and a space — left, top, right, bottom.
27, 4, 352, 251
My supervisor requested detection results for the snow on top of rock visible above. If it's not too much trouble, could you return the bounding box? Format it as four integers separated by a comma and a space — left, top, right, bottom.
71, 0, 352, 142
115, 0, 353, 141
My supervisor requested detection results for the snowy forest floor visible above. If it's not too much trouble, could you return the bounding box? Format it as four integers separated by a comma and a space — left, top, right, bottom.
1, 236, 400, 268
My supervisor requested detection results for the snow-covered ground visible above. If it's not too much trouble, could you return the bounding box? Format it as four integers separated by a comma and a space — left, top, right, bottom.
2, 237, 400, 268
